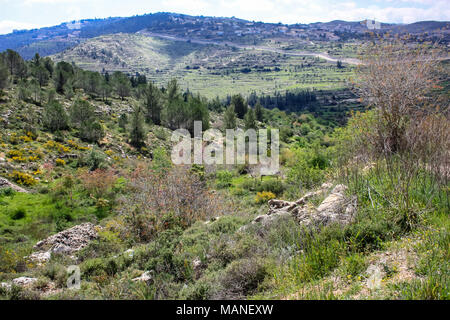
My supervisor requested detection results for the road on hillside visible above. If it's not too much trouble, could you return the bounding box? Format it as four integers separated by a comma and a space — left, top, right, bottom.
138, 31, 362, 65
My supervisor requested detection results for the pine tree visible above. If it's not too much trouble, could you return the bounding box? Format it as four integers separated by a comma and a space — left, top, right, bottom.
255, 102, 263, 122
187, 95, 210, 134
43, 101, 69, 132
112, 71, 131, 100
129, 105, 146, 148
118, 113, 128, 130
144, 82, 162, 125
34, 65, 50, 88
224, 104, 237, 130
0, 61, 8, 94
69, 98, 95, 128
231, 94, 247, 119
244, 108, 256, 130
80, 120, 105, 143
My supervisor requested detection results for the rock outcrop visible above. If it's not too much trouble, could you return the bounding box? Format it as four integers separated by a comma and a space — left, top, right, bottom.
132, 271, 153, 284
241, 183, 356, 231
33, 223, 100, 256
0, 177, 28, 193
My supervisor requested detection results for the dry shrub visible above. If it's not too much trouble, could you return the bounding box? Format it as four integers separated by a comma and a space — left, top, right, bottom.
118, 164, 227, 242
340, 40, 449, 217
79, 168, 118, 199
353, 40, 447, 156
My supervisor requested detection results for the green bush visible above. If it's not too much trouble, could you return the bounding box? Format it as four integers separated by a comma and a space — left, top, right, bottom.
216, 170, 233, 189
10, 208, 26, 220
257, 179, 284, 196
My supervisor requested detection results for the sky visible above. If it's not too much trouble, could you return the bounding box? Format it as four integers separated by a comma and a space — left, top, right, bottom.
0, 0, 449, 35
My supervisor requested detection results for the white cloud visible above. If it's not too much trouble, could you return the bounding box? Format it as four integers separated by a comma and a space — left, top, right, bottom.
0, 20, 39, 34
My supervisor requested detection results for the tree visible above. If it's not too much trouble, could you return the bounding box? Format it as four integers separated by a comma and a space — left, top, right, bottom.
224, 104, 237, 130
100, 81, 112, 102
5, 49, 26, 78
354, 41, 444, 155
86, 71, 102, 97
43, 57, 54, 76
30, 78, 43, 104
231, 94, 247, 118
80, 120, 105, 143
33, 64, 50, 88
43, 101, 69, 132
112, 71, 131, 100
69, 98, 95, 128
17, 80, 30, 102
187, 95, 210, 134
0, 61, 9, 94
208, 96, 223, 112
118, 113, 128, 130
143, 82, 162, 125
129, 105, 146, 148
255, 102, 263, 122
164, 79, 186, 129
244, 108, 256, 130
54, 61, 74, 94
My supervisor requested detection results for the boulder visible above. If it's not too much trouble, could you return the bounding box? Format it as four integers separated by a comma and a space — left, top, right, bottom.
12, 277, 38, 287
26, 251, 51, 265
243, 183, 356, 232
132, 271, 153, 284
33, 223, 100, 255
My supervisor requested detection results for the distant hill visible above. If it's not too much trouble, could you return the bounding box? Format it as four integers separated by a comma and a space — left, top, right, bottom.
1, 12, 449, 59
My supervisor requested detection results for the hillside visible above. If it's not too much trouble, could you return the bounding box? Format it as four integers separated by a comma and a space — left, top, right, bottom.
1, 12, 449, 60
0, 39, 448, 300
51, 33, 357, 98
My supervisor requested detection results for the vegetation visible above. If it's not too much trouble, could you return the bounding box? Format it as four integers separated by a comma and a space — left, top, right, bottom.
0, 37, 448, 301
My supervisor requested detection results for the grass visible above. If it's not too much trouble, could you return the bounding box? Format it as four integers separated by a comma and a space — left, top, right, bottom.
52, 33, 357, 99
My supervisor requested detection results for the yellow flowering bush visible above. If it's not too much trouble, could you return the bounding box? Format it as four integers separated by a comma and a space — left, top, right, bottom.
67, 139, 89, 150
44, 140, 71, 154
55, 158, 66, 166
10, 170, 37, 186
255, 191, 276, 204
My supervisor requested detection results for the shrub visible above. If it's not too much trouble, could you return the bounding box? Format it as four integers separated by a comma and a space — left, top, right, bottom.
42, 101, 69, 132
216, 170, 233, 189
219, 258, 269, 299
119, 166, 227, 242
10, 171, 37, 186
79, 169, 118, 199
255, 191, 276, 204
0, 188, 15, 197
55, 158, 66, 166
11, 208, 26, 220
257, 179, 284, 196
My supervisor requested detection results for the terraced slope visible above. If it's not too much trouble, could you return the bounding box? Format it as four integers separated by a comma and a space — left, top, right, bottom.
52, 33, 356, 98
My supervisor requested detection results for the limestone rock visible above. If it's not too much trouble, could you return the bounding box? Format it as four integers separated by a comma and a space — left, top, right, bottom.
132, 271, 153, 284
243, 182, 357, 232
0, 177, 28, 193
27, 251, 51, 265
33, 223, 100, 255
12, 277, 38, 287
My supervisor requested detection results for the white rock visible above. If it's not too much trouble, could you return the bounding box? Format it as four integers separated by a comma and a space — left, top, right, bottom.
12, 277, 38, 286
132, 271, 153, 283
27, 251, 51, 265
124, 249, 134, 258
